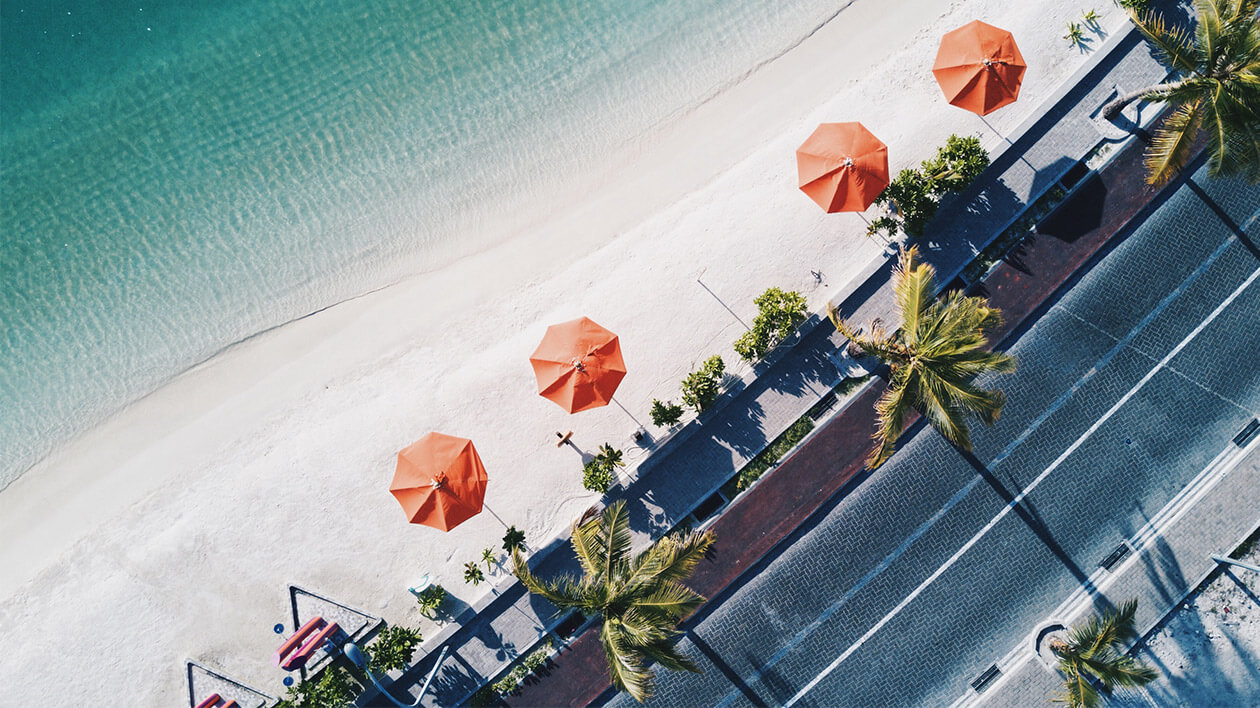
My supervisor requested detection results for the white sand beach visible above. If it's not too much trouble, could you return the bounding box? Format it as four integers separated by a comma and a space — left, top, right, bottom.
0, 1, 1129, 703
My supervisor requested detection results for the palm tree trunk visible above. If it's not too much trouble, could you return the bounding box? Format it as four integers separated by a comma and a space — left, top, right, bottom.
1102, 77, 1193, 119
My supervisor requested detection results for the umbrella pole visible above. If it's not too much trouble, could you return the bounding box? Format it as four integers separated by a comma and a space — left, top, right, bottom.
858, 212, 893, 248
979, 114, 1035, 170
482, 502, 510, 530
979, 114, 1010, 146
611, 397, 645, 431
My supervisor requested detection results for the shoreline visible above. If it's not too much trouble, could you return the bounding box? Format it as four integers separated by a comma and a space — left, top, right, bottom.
0, 1, 1130, 703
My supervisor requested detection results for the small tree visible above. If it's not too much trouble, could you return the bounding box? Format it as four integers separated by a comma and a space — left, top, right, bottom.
734, 287, 809, 362
874, 167, 938, 239
275, 665, 358, 708
367, 625, 423, 674
650, 399, 685, 427
1051, 599, 1157, 707
922, 135, 989, 193
481, 547, 497, 572
594, 443, 624, 470
871, 135, 990, 239
502, 525, 527, 553
681, 355, 725, 413
582, 444, 624, 493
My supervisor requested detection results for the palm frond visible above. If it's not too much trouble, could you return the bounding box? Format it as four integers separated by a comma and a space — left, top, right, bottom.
913, 368, 972, 449
569, 509, 607, 581
637, 638, 703, 675
1203, 79, 1260, 180
1132, 8, 1199, 74
1146, 99, 1205, 185
511, 549, 587, 612
1055, 657, 1102, 708
572, 500, 633, 585
892, 246, 934, 347
600, 621, 654, 702
610, 610, 674, 648
1104, 655, 1159, 687
828, 305, 904, 362
631, 581, 706, 622
1195, 0, 1224, 67
869, 369, 916, 468
625, 528, 715, 593
1111, 598, 1141, 643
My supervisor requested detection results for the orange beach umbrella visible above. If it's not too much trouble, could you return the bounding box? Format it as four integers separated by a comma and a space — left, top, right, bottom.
796, 122, 890, 213
932, 20, 1026, 116
390, 432, 488, 532
530, 317, 627, 414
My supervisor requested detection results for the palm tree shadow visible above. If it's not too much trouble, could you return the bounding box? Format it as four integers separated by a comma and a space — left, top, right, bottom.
682, 630, 767, 707
954, 447, 1097, 593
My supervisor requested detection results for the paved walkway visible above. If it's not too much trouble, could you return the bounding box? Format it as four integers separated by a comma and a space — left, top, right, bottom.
362, 24, 1169, 708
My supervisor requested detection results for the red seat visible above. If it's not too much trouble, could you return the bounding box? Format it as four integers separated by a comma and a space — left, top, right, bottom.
281, 621, 341, 671
193, 695, 221, 708
272, 616, 326, 667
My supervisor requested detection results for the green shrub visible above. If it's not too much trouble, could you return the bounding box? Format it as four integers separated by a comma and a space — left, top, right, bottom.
871, 135, 989, 239
681, 355, 725, 413
733, 287, 808, 363
367, 625, 423, 674
482, 546, 498, 572
1118, 0, 1152, 12
582, 459, 615, 492
481, 640, 554, 700
502, 525, 527, 553
873, 167, 937, 239
464, 561, 485, 586
650, 399, 685, 427
922, 135, 989, 195
582, 443, 625, 492
736, 417, 816, 491
275, 664, 359, 708
415, 584, 447, 618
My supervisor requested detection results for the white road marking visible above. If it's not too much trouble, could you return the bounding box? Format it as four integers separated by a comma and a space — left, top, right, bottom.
784, 266, 1260, 707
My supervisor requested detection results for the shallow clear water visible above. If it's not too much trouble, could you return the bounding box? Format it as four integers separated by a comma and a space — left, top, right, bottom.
0, 0, 839, 486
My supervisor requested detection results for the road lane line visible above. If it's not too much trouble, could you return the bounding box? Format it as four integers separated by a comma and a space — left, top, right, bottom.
783, 266, 1260, 707
712, 474, 986, 708
986, 234, 1238, 472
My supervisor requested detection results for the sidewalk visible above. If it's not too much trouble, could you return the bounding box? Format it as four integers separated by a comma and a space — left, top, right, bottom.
369, 23, 1170, 708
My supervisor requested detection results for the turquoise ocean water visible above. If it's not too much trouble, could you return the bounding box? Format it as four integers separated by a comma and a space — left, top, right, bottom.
0, 0, 838, 487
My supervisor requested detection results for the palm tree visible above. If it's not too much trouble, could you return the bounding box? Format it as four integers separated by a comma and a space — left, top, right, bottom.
594, 443, 625, 471
1103, 0, 1260, 185
511, 501, 715, 702
1050, 599, 1158, 707
829, 246, 1015, 468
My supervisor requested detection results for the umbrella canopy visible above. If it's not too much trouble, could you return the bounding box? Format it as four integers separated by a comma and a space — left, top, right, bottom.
932, 20, 1026, 117
391, 432, 488, 532
530, 316, 627, 414
796, 122, 890, 214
